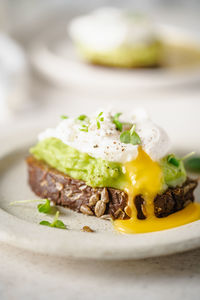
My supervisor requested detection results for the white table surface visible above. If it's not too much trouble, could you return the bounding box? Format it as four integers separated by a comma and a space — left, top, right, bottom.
0, 242, 200, 300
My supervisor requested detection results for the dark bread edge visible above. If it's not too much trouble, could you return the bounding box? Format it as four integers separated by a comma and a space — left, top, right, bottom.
26, 156, 198, 220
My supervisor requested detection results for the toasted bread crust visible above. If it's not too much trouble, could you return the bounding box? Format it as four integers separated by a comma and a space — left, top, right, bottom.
26, 156, 129, 220
26, 156, 198, 220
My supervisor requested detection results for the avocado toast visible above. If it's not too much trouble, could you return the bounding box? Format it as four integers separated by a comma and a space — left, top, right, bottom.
26, 110, 200, 233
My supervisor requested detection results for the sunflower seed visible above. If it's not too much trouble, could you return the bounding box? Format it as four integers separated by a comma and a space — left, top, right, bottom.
55, 182, 63, 191
40, 180, 47, 187
114, 208, 125, 219
183, 183, 196, 194
101, 188, 109, 203
124, 206, 132, 217
94, 200, 106, 217
72, 193, 82, 200
79, 185, 87, 191
64, 190, 73, 197
50, 177, 56, 183
141, 204, 147, 217
89, 194, 99, 207
183, 200, 192, 207
100, 214, 112, 220
81, 226, 94, 232
80, 204, 94, 215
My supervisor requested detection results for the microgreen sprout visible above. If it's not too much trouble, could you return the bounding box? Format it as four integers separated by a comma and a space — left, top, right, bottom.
10, 198, 52, 214
77, 114, 90, 132
112, 113, 122, 131
40, 211, 66, 229
130, 124, 136, 136
80, 124, 89, 132
184, 156, 200, 173
60, 115, 68, 120
77, 114, 89, 122
167, 152, 195, 168
96, 112, 104, 129
167, 154, 180, 167
37, 199, 51, 213
120, 124, 141, 145
182, 151, 200, 173
181, 151, 195, 161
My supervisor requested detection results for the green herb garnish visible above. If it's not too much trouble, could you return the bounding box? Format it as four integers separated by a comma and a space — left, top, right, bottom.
181, 151, 195, 161
77, 114, 90, 132
112, 113, 122, 131
80, 124, 89, 132
184, 156, 200, 173
37, 199, 51, 213
77, 114, 88, 121
10, 198, 52, 214
96, 112, 104, 129
167, 154, 180, 167
60, 115, 68, 120
120, 124, 141, 145
40, 211, 66, 229
120, 131, 130, 144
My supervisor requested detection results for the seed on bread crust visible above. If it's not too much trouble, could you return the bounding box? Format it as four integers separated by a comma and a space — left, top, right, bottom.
55, 182, 63, 191
101, 188, 109, 203
89, 194, 99, 207
183, 182, 197, 195
26, 156, 198, 220
95, 200, 106, 217
124, 205, 132, 218
114, 208, 125, 219
100, 214, 112, 220
40, 180, 47, 187
79, 184, 87, 191
80, 204, 94, 215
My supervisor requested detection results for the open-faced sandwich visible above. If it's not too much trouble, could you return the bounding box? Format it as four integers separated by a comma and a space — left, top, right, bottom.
68, 7, 162, 68
26, 109, 200, 233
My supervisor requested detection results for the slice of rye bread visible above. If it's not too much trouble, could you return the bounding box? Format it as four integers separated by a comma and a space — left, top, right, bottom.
26, 156, 198, 220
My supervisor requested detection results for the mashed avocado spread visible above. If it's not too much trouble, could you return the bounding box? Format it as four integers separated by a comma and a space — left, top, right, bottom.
77, 41, 162, 68
30, 138, 127, 189
30, 137, 186, 190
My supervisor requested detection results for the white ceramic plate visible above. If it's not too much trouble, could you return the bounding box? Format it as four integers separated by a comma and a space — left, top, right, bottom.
0, 129, 200, 260
30, 22, 200, 90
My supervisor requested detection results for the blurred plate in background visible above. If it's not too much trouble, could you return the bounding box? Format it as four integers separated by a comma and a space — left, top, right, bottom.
30, 22, 200, 91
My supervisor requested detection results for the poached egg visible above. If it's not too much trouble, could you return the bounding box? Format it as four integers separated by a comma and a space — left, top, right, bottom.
68, 7, 159, 52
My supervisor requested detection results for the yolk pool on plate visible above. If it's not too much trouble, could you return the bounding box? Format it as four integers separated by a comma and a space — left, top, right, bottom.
114, 147, 200, 234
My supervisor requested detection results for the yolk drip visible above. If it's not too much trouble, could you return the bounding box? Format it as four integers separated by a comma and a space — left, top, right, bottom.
114, 147, 200, 234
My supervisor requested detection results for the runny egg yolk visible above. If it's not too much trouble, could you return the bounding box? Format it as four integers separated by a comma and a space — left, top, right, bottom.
114, 147, 200, 234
